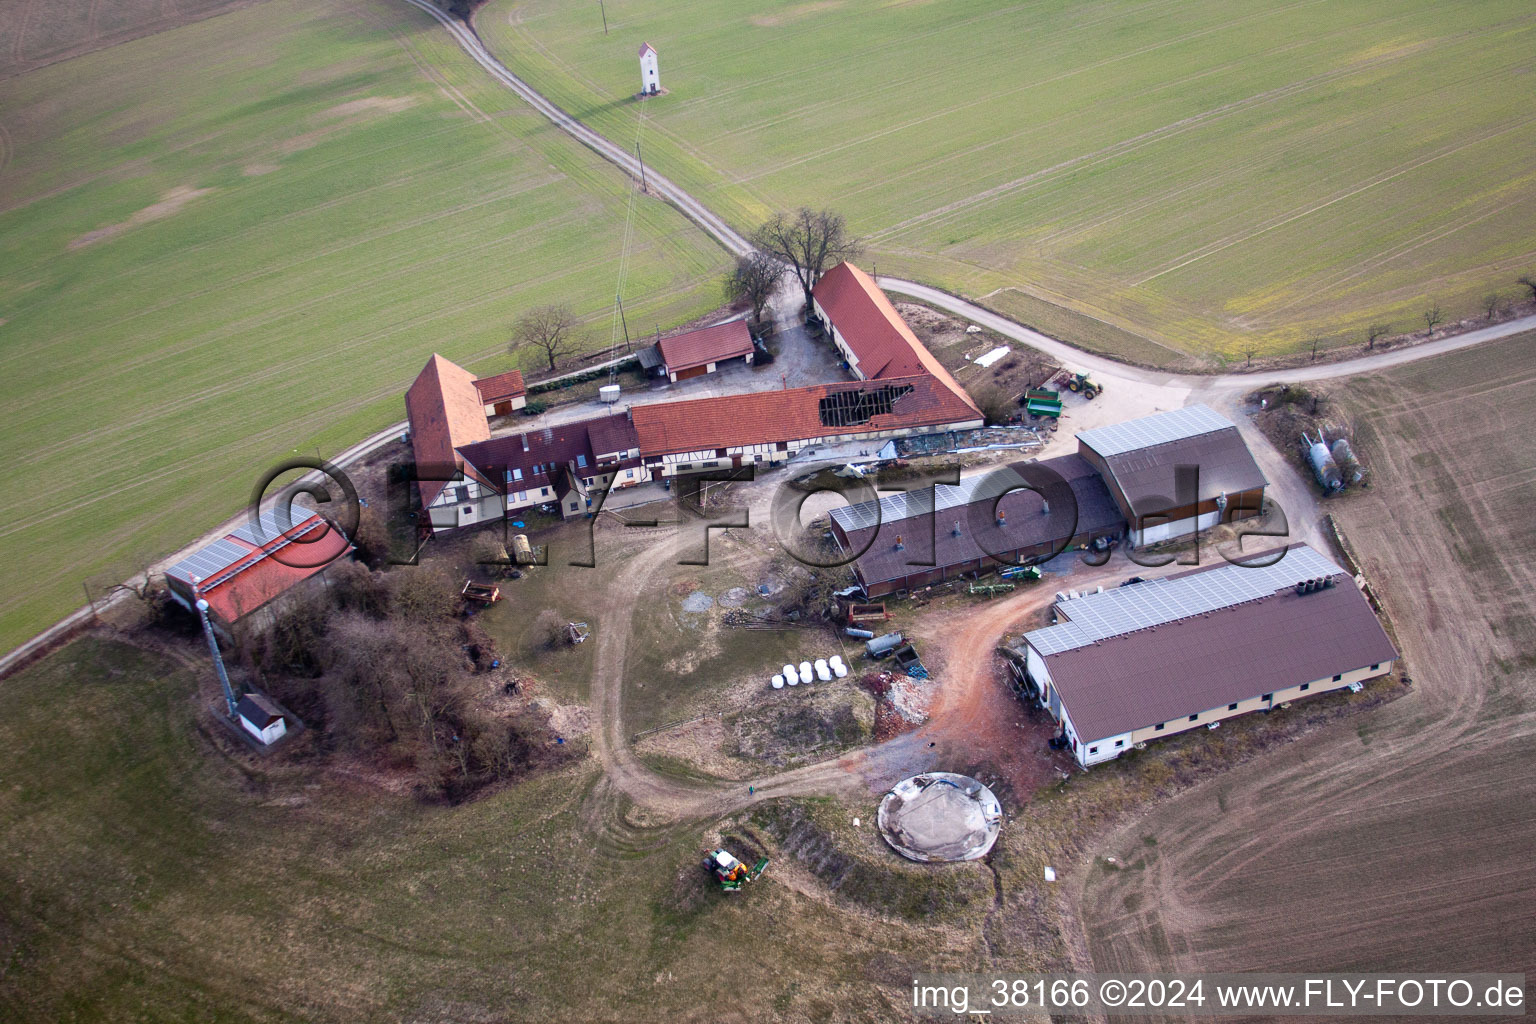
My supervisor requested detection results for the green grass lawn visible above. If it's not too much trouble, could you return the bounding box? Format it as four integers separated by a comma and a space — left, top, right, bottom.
0, 0, 732, 653
477, 0, 1536, 363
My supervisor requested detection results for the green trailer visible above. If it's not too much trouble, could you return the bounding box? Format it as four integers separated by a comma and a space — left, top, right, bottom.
1024, 388, 1063, 418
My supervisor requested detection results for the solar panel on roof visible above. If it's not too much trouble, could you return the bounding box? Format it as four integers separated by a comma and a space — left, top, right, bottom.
166, 538, 251, 585
1074, 404, 1233, 458
1026, 545, 1343, 656
231, 506, 319, 546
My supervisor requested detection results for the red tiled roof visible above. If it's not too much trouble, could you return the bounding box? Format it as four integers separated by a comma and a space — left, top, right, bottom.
630, 374, 982, 457
657, 320, 754, 373
200, 526, 352, 624
473, 369, 526, 404
405, 354, 491, 505
812, 262, 981, 417
457, 412, 638, 492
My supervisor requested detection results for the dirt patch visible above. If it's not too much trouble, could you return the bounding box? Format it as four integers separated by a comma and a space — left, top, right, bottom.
68, 185, 214, 249
242, 162, 280, 176
277, 95, 418, 155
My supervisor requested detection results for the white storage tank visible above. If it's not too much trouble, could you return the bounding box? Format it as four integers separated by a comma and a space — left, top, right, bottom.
599, 384, 621, 404
815, 659, 831, 681
798, 661, 813, 684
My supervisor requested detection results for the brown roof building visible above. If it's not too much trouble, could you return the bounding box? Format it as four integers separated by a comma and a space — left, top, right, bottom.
1015, 543, 1396, 767
830, 455, 1125, 597
655, 320, 754, 382
405, 354, 493, 507
1075, 404, 1266, 547
473, 370, 527, 415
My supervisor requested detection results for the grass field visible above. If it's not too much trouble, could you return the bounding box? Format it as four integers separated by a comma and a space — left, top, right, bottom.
477, 0, 1536, 364
0, 0, 251, 78
0, 0, 732, 653
0, 635, 997, 1022
1079, 330, 1536, 994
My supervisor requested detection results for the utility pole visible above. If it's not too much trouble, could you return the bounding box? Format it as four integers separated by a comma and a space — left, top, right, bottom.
598, 0, 607, 34
636, 140, 647, 192
191, 577, 238, 718
617, 293, 631, 349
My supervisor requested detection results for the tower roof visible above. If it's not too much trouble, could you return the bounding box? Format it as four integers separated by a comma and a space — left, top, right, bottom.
638, 41, 656, 57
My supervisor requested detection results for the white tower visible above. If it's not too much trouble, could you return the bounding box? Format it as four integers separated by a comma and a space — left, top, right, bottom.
638, 42, 659, 96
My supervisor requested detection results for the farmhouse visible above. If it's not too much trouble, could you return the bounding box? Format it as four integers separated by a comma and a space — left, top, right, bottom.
1075, 404, 1266, 547
164, 506, 353, 637
829, 455, 1125, 597
649, 320, 754, 382
455, 412, 644, 521
235, 692, 288, 746
1012, 543, 1396, 768
403, 266, 984, 529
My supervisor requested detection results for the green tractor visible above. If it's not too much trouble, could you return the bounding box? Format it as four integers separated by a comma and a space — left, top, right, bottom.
1065, 372, 1103, 400
704, 848, 769, 892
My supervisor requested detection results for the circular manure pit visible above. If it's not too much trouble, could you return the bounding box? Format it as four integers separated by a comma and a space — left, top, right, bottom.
877, 773, 1002, 863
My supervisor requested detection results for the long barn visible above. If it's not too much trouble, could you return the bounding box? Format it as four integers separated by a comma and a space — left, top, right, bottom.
1012, 543, 1396, 768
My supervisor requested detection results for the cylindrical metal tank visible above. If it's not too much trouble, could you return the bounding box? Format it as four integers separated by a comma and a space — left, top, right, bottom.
844, 627, 875, 640
1304, 435, 1343, 493
865, 632, 904, 658
1330, 438, 1364, 486
512, 533, 534, 564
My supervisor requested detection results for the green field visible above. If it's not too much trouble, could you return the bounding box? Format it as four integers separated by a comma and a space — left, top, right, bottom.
478, 0, 1536, 363
0, 0, 731, 652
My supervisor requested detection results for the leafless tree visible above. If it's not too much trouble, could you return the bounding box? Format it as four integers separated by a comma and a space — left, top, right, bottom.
725, 252, 788, 326
1366, 323, 1392, 350
1519, 275, 1536, 302
1310, 333, 1322, 362
1244, 348, 1256, 368
1422, 301, 1444, 334
533, 608, 566, 650
753, 208, 863, 312
511, 305, 581, 373
1483, 293, 1503, 321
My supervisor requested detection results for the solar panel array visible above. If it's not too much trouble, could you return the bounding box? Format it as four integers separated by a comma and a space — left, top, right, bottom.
165, 507, 322, 588
231, 506, 319, 547
829, 468, 1031, 533
1026, 545, 1344, 656
1074, 404, 1232, 458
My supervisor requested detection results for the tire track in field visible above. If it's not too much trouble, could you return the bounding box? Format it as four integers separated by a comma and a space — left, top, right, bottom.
1129, 113, 1536, 287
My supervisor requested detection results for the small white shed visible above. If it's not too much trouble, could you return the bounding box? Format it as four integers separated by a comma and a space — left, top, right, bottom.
236, 693, 287, 746
638, 42, 659, 95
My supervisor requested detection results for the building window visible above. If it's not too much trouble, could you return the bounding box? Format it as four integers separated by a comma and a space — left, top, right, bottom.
1228, 702, 1238, 711
1300, 682, 1310, 692
462, 506, 472, 514
1371, 663, 1380, 671
1088, 746, 1098, 755
1262, 693, 1273, 702
677, 463, 690, 470
1332, 673, 1342, 682
576, 454, 587, 468
1155, 723, 1165, 731
512, 468, 523, 481
1114, 740, 1124, 748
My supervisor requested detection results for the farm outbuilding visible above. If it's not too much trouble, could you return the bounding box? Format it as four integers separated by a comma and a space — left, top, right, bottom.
1075, 404, 1266, 547
474, 369, 527, 416
1012, 543, 1396, 768
654, 320, 754, 382
164, 506, 353, 638
235, 693, 288, 745
829, 455, 1125, 597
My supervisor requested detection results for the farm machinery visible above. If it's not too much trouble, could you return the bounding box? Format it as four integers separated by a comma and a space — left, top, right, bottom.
704, 848, 769, 891
1063, 371, 1103, 399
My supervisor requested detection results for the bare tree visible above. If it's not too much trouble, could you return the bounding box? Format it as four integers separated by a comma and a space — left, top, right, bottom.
511, 305, 581, 373
1422, 301, 1444, 334
533, 608, 566, 650
1519, 275, 1536, 302
1365, 323, 1391, 350
1310, 333, 1322, 362
753, 208, 862, 312
725, 252, 788, 326
1244, 348, 1256, 368
1483, 292, 1503, 321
